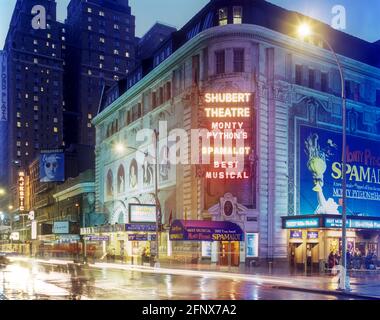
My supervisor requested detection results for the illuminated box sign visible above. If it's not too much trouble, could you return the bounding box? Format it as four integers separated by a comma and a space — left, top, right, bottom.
128, 233, 156, 241
169, 219, 244, 242
53, 221, 69, 234
125, 223, 156, 232
284, 218, 320, 229
10, 232, 19, 241
129, 204, 156, 223
18, 171, 25, 211
307, 231, 319, 239
84, 235, 110, 241
31, 220, 37, 240
202, 93, 253, 180
290, 230, 303, 239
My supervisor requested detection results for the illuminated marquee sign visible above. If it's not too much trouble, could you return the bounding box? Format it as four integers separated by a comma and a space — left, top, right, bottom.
202, 92, 253, 180
18, 171, 25, 211
324, 217, 380, 229
284, 218, 320, 229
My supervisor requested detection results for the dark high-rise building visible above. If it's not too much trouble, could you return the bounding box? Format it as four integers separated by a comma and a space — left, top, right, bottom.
64, 0, 136, 147
4, 0, 65, 186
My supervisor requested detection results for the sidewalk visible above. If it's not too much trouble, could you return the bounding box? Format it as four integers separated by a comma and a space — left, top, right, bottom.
8, 255, 380, 299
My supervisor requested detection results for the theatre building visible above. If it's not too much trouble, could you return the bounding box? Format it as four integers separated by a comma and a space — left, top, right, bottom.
92, 0, 380, 268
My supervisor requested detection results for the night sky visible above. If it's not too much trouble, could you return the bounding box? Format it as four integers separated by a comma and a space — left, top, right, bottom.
1, 0, 379, 49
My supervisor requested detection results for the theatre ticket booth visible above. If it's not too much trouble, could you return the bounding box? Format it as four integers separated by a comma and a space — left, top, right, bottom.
169, 219, 244, 267
282, 215, 380, 271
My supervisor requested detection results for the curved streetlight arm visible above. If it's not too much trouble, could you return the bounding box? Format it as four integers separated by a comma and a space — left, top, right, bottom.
307, 32, 349, 290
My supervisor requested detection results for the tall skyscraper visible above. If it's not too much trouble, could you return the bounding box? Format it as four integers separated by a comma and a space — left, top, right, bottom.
64, 0, 136, 147
4, 0, 65, 186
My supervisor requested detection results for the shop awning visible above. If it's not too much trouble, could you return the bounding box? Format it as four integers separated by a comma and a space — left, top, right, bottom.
169, 220, 244, 242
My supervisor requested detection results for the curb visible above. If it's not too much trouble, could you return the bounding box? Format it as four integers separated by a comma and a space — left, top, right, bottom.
273, 285, 380, 300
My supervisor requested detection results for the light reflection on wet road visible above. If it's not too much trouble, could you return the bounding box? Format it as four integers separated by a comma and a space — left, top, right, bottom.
0, 260, 356, 300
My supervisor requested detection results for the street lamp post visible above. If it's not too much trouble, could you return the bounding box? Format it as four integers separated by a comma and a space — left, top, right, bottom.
297, 24, 349, 291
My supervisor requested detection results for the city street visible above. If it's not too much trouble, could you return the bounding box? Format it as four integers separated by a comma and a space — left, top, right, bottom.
0, 257, 369, 300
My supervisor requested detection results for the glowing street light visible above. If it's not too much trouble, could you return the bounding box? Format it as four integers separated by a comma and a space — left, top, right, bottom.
297, 23, 312, 38
297, 23, 349, 291
8, 205, 13, 211
114, 142, 126, 154
0, 188, 5, 196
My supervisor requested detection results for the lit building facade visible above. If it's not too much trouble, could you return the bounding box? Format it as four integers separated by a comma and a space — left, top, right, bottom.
93, 0, 380, 267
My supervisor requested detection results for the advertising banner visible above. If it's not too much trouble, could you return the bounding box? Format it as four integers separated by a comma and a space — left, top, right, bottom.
300, 125, 380, 217
40, 150, 65, 182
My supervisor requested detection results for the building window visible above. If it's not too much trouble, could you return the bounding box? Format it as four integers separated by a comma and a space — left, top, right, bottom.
34, 105, 38, 111
17, 122, 21, 128
308, 69, 315, 89
215, 50, 225, 75
345, 80, 352, 99
192, 55, 200, 85
114, 49, 119, 55
233, 48, 244, 72
34, 58, 38, 64
33, 39, 38, 45
99, 11, 105, 17
47, 33, 51, 39
88, 26, 92, 31
100, 55, 105, 60
295, 65, 302, 85
152, 92, 157, 109
218, 8, 228, 26
321, 72, 328, 92
125, 51, 130, 58
53, 127, 58, 133
233, 6, 243, 24
99, 37, 105, 43
114, 24, 119, 30
166, 82, 171, 100
87, 7, 92, 13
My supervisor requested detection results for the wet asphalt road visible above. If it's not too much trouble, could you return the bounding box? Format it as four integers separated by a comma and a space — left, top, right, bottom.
0, 259, 357, 300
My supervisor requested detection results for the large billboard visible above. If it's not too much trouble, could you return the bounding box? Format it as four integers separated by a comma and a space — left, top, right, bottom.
299, 125, 380, 217
40, 150, 65, 182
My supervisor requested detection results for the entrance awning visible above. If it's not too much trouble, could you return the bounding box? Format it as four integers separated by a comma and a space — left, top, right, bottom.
169, 220, 244, 242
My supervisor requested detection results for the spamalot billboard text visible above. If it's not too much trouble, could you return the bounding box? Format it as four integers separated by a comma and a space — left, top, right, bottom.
300, 125, 380, 217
